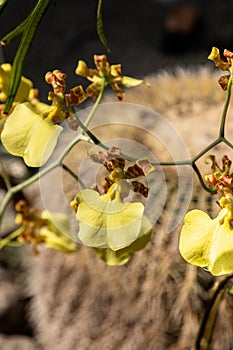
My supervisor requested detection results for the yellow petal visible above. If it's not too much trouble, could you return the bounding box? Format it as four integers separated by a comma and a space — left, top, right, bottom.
208, 219, 233, 276
179, 210, 214, 267
110, 64, 122, 78
208, 47, 230, 71
75, 60, 89, 77
40, 228, 77, 253
122, 75, 144, 87
25, 118, 62, 167
76, 189, 144, 250
1, 102, 62, 167
106, 199, 144, 251
41, 210, 71, 236
93, 247, 130, 266
76, 189, 109, 248
93, 215, 152, 265
40, 210, 77, 253
0, 63, 33, 102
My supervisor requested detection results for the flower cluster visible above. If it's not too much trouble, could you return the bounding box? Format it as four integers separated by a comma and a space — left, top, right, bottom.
76, 54, 145, 100
179, 155, 233, 276
13, 199, 77, 254
1, 68, 86, 167
208, 47, 233, 90
1, 55, 146, 167
70, 147, 154, 265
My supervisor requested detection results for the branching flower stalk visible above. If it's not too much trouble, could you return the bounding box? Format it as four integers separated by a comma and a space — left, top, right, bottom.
219, 73, 233, 138
1, 53, 233, 222
0, 0, 232, 344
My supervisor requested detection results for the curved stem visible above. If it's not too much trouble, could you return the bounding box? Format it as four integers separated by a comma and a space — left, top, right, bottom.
193, 273, 233, 350
83, 77, 106, 128
0, 226, 25, 249
0, 157, 62, 222
192, 162, 217, 193
191, 138, 222, 163
1, 16, 30, 45
62, 163, 86, 189
219, 74, 232, 138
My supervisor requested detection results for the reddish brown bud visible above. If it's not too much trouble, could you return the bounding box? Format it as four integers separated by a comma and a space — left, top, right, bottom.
218, 75, 230, 90
45, 70, 66, 94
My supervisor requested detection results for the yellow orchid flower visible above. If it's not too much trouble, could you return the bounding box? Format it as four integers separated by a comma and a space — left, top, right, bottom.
93, 215, 152, 266
1, 68, 87, 166
39, 211, 77, 253
179, 195, 233, 276
13, 200, 77, 253
208, 47, 233, 89
0, 63, 32, 102
1, 101, 63, 167
208, 47, 231, 71
73, 183, 146, 251
70, 148, 154, 264
76, 54, 145, 100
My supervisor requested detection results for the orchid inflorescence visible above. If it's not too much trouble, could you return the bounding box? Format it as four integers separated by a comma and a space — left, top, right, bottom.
1, 43, 233, 277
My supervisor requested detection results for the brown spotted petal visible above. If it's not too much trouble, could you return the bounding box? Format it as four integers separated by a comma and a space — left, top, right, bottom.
125, 159, 155, 179
88, 149, 109, 164
218, 74, 230, 91
65, 86, 87, 105
131, 181, 149, 198
45, 70, 67, 94
107, 146, 121, 157
105, 158, 125, 172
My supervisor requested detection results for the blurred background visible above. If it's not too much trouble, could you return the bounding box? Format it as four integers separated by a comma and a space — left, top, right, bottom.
0, 1, 233, 348
0, 0, 233, 100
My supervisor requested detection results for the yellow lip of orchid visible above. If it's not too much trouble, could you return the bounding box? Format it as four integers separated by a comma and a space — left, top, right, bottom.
179, 195, 233, 276
1, 101, 63, 167
93, 215, 152, 266
0, 63, 33, 102
74, 187, 145, 251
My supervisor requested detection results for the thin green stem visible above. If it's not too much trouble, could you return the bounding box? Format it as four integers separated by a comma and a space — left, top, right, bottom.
62, 163, 86, 189
62, 164, 79, 183
0, 226, 25, 249
193, 273, 233, 350
156, 159, 191, 166
223, 137, 233, 150
1, 16, 29, 45
191, 138, 222, 163
83, 77, 106, 128
192, 162, 217, 193
219, 74, 232, 138
75, 116, 108, 149
0, 159, 60, 222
